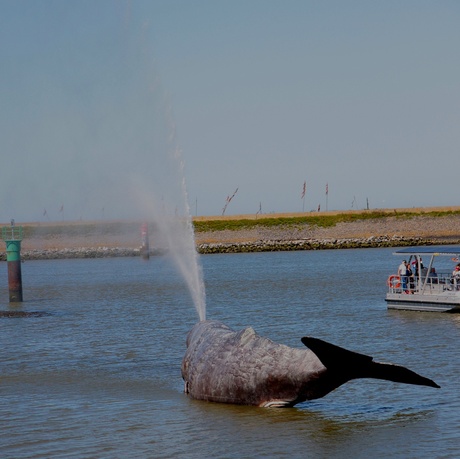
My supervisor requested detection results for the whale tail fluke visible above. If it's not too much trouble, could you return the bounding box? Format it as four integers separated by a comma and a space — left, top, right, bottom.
364, 360, 440, 388
301, 336, 440, 389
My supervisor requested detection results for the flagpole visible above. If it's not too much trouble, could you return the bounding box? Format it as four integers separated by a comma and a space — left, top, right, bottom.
222, 188, 239, 216
301, 181, 306, 212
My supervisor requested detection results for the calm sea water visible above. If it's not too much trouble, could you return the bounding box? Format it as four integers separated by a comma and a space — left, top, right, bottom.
1, 248, 458, 458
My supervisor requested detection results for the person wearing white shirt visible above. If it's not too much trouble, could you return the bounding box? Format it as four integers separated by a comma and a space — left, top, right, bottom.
452, 264, 460, 290
398, 260, 408, 292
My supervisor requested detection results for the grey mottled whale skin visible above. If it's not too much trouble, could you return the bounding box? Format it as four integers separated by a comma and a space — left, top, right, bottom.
181, 320, 440, 407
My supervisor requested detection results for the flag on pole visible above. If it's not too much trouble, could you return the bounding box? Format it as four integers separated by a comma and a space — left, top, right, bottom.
301, 181, 306, 199
326, 183, 328, 195
222, 188, 239, 215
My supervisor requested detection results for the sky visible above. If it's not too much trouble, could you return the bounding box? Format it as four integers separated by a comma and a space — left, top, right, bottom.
1, 0, 459, 222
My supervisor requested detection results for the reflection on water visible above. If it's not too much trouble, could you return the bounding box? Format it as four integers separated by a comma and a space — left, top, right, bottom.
0, 249, 459, 458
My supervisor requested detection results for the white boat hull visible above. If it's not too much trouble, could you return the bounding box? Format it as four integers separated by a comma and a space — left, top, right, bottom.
385, 293, 460, 312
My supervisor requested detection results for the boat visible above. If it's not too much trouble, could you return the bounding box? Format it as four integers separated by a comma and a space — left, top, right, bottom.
385, 245, 460, 312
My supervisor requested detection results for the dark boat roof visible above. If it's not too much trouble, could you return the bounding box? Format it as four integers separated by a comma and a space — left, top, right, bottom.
393, 245, 460, 256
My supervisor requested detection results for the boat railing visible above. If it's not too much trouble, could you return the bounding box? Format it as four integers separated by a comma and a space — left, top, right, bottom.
387, 271, 460, 295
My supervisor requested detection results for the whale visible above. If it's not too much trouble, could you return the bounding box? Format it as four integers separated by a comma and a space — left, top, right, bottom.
181, 320, 440, 407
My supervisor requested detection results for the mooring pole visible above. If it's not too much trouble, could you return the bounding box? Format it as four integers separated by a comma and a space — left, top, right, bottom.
2, 220, 24, 302
140, 222, 150, 260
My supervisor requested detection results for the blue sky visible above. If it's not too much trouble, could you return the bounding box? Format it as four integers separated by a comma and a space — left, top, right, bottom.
1, 0, 459, 221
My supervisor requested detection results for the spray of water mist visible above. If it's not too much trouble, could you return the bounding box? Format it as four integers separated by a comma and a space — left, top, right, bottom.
151, 152, 206, 321
134, 135, 207, 321
132, 93, 207, 322
174, 154, 207, 322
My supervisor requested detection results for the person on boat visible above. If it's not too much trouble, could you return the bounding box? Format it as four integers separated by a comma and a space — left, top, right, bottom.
427, 267, 438, 284
411, 256, 424, 276
452, 264, 460, 290
398, 260, 408, 292
406, 262, 415, 293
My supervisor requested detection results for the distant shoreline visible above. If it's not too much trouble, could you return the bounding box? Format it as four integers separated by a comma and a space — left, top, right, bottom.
1, 206, 460, 259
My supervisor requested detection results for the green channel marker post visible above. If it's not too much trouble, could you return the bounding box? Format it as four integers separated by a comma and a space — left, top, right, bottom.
1, 220, 24, 302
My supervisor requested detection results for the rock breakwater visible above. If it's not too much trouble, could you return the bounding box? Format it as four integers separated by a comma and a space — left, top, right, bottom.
0, 247, 140, 261
197, 235, 434, 254
0, 236, 438, 260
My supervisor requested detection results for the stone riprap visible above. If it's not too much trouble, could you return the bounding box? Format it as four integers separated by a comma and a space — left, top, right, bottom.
0, 247, 140, 261
197, 236, 433, 254
0, 236, 449, 260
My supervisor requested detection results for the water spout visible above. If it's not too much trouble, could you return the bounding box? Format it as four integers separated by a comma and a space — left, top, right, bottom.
150, 150, 206, 321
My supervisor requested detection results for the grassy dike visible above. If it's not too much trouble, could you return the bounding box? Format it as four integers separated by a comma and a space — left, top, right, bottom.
194, 208, 460, 254
1, 206, 460, 259
193, 208, 460, 232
